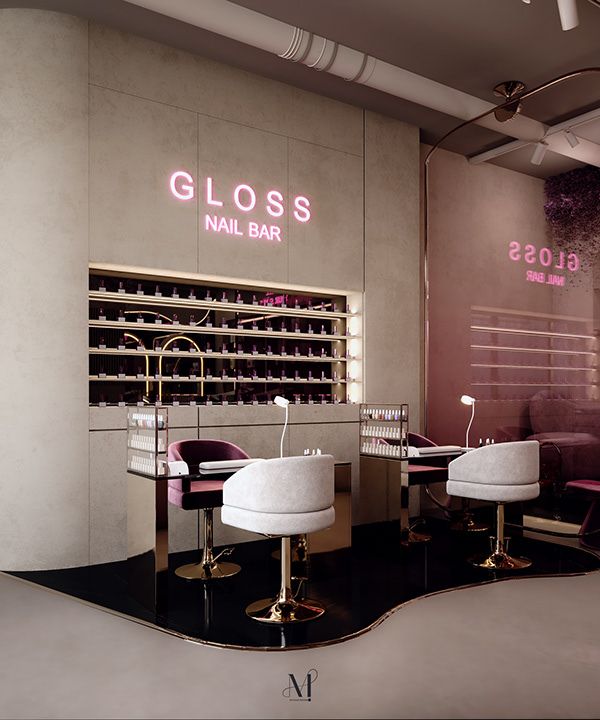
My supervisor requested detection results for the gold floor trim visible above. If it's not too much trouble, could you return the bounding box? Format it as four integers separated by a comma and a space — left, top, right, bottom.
4, 550, 600, 653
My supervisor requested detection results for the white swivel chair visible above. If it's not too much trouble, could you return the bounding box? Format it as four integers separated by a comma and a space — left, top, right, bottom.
447, 441, 540, 570
222, 454, 335, 624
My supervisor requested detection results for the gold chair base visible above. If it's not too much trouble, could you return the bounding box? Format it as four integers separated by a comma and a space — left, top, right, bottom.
271, 534, 308, 562
175, 560, 241, 581
450, 517, 490, 533
246, 597, 325, 624
471, 552, 532, 571
401, 529, 432, 546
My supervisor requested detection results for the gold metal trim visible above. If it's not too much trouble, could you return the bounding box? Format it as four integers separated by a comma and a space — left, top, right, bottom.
157, 335, 203, 401
4, 558, 599, 652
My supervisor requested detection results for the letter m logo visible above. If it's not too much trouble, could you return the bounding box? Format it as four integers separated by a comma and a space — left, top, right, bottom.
282, 669, 318, 701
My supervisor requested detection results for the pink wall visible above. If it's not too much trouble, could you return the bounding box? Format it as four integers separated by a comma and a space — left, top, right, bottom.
426, 149, 595, 450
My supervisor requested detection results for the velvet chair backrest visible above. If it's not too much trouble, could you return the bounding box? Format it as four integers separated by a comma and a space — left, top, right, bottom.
408, 432, 437, 448
168, 439, 250, 471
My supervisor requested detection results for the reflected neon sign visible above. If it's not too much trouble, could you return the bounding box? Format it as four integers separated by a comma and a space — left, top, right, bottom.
169, 171, 311, 243
508, 241, 580, 286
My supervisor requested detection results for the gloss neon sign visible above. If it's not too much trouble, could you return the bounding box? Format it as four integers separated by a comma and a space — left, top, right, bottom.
508, 241, 580, 287
169, 171, 311, 243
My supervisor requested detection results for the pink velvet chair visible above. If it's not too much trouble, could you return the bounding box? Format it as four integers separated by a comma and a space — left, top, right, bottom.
168, 439, 250, 580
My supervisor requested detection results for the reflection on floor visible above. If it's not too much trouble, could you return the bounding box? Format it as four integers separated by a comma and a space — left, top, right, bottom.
10, 518, 600, 650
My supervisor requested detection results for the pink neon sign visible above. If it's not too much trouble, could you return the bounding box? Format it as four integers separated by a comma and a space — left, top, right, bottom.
169, 172, 312, 243
508, 241, 580, 286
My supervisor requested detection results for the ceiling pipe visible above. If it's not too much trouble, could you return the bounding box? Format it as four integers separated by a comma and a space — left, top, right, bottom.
123, 0, 549, 143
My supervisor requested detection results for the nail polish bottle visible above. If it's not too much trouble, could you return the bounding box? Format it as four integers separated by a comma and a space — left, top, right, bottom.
118, 281, 126, 294
236, 313, 243, 330
221, 317, 228, 329
321, 347, 326, 357
118, 336, 125, 350
205, 289, 212, 301
206, 341, 212, 353
98, 336, 106, 349
281, 320, 286, 332
98, 307, 106, 321
172, 313, 178, 325
294, 321, 300, 333
281, 343, 287, 356
267, 345, 273, 356
294, 298, 301, 309
294, 345, 300, 357
118, 365, 125, 379
189, 314, 196, 325
252, 294, 258, 305
188, 287, 196, 300
98, 279, 106, 292
154, 284, 162, 297
237, 343, 243, 355
320, 324, 326, 335
172, 286, 179, 298
222, 342, 228, 354
308, 323, 313, 334
118, 309, 125, 322
221, 290, 228, 303
252, 344, 258, 355
137, 312, 144, 323
236, 292, 243, 304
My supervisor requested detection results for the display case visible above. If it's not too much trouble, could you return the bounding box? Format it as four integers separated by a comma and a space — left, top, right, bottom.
89, 268, 361, 407
126, 406, 169, 477
359, 403, 409, 459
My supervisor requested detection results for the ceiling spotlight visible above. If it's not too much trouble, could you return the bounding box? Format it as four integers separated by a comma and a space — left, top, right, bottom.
557, 0, 579, 30
530, 141, 548, 165
563, 128, 580, 147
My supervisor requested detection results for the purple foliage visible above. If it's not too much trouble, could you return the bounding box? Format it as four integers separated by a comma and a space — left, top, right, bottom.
544, 166, 600, 264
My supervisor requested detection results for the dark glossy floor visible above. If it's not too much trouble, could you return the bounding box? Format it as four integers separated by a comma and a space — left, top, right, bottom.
11, 515, 600, 650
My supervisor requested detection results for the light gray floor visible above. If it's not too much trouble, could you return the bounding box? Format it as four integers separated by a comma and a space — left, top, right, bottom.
1, 570, 600, 719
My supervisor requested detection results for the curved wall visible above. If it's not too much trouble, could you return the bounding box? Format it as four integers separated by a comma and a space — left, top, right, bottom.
0, 9, 89, 569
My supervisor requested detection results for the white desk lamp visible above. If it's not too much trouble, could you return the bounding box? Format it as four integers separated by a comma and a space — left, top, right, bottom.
274, 395, 290, 458
460, 394, 477, 449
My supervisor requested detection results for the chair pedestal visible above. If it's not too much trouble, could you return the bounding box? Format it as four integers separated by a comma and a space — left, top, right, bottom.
471, 503, 532, 570
246, 537, 325, 623
175, 508, 241, 581
450, 498, 490, 533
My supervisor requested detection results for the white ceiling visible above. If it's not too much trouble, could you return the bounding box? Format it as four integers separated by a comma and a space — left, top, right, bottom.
4, 0, 600, 177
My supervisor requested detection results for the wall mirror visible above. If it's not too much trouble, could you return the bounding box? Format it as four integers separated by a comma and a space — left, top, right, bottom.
425, 69, 600, 531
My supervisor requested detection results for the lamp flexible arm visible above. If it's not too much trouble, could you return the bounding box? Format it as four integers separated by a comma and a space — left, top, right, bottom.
280, 404, 289, 458
465, 402, 475, 449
